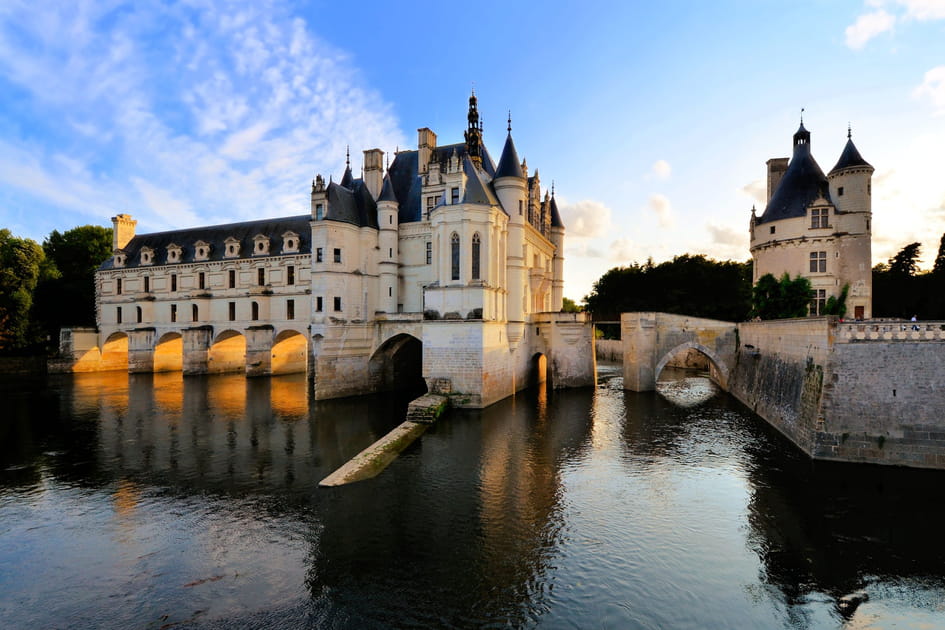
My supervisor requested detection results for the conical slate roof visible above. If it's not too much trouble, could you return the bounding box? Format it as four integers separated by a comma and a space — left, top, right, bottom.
757, 127, 830, 225
339, 165, 354, 189
549, 194, 563, 228
495, 133, 524, 179
378, 173, 397, 203
829, 136, 872, 175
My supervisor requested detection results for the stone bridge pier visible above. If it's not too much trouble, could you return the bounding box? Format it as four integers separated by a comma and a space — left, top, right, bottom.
621, 312, 738, 392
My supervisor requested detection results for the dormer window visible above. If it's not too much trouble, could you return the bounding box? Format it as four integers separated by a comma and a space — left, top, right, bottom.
252, 234, 270, 256
114, 252, 126, 268
140, 247, 154, 266
810, 207, 829, 229
166, 243, 182, 263
282, 231, 300, 254
194, 240, 211, 261
224, 237, 241, 259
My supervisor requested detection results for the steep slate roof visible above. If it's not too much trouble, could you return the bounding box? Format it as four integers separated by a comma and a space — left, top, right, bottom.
829, 136, 872, 175
757, 125, 831, 225
100, 215, 311, 270
462, 155, 502, 208
323, 178, 378, 228
377, 173, 397, 202
549, 194, 564, 228
495, 133, 524, 179
387, 142, 497, 223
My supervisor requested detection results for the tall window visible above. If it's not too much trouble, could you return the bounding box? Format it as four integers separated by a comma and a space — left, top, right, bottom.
251, 301, 259, 320
471, 233, 481, 280
136, 306, 142, 323
117, 307, 122, 324
426, 196, 436, 218
451, 187, 459, 204
192, 304, 198, 322
286, 299, 295, 320
198, 272, 205, 289
170, 304, 177, 323
144, 276, 150, 292
425, 241, 432, 265
116, 278, 122, 295
333, 296, 342, 312
333, 248, 342, 263
228, 302, 235, 321
316, 296, 323, 312
228, 269, 236, 288
257, 268, 265, 286
316, 203, 324, 220
810, 289, 826, 316
171, 274, 177, 292
450, 233, 460, 281
287, 265, 295, 285
316, 247, 323, 263
810, 208, 828, 229
809, 251, 827, 273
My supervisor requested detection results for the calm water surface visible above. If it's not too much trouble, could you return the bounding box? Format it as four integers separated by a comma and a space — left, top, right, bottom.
2, 367, 945, 629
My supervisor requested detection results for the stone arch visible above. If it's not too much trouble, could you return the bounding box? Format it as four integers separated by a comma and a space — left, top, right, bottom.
101, 332, 129, 371
271, 329, 308, 375
208, 329, 246, 374
530, 352, 549, 387
154, 332, 183, 372
654, 341, 729, 390
369, 333, 425, 396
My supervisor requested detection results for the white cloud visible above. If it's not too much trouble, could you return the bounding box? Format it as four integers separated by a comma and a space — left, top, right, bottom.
647, 193, 675, 229
0, 0, 408, 233
845, 9, 896, 49
740, 179, 766, 206
609, 238, 635, 262
707, 223, 745, 248
914, 65, 945, 114
651, 159, 671, 179
898, 0, 945, 20
558, 199, 613, 238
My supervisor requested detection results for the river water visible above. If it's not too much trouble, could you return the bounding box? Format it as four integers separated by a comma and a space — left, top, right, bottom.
2, 366, 945, 629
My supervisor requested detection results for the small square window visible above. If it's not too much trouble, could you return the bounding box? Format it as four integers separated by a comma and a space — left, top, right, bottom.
333, 248, 342, 263
770, 226, 776, 234
333, 296, 342, 311
837, 187, 844, 197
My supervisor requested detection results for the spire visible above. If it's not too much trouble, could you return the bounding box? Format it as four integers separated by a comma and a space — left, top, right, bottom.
340, 146, 354, 188
378, 173, 398, 203
829, 126, 873, 175
793, 109, 810, 149
464, 90, 483, 168
848, 122, 852, 139
507, 110, 511, 133
495, 120, 524, 179
549, 186, 563, 228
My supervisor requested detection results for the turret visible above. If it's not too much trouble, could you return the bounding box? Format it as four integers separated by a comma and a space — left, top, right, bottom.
377, 174, 400, 313
493, 113, 527, 223
549, 187, 565, 310
463, 90, 483, 168
828, 125, 874, 217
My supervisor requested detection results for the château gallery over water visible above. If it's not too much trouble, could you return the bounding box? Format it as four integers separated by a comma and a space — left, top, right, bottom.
4, 93, 945, 628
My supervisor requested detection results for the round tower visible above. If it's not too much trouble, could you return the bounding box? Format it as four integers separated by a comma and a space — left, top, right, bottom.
377, 174, 399, 313
493, 114, 528, 322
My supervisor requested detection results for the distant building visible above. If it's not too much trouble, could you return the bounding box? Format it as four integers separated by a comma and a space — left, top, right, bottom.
82, 93, 595, 407
750, 120, 874, 319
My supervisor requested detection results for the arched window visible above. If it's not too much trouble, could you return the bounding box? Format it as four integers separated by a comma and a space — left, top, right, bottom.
450, 233, 460, 281
471, 233, 481, 280
192, 304, 199, 322
251, 301, 259, 321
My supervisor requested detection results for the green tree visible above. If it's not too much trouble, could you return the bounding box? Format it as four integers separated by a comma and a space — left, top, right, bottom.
0, 230, 46, 351
888, 242, 921, 277
822, 284, 850, 318
561, 297, 582, 312
750, 273, 812, 319
33, 225, 113, 343
874, 242, 927, 318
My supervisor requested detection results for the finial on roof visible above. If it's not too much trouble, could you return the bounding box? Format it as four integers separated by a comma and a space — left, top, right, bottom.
507, 110, 511, 133
800, 107, 804, 124
551, 181, 555, 197
847, 122, 852, 139
386, 152, 389, 170
471, 82, 475, 97
346, 145, 350, 168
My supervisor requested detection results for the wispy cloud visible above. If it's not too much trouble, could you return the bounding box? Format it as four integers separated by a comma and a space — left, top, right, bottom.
845, 1, 945, 49
650, 159, 671, 180
0, 0, 408, 233
647, 194, 675, 229
558, 199, 614, 238
914, 65, 945, 114
845, 9, 896, 49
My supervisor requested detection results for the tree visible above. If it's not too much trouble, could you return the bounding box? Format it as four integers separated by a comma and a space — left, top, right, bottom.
750, 273, 812, 319
561, 297, 582, 313
0, 230, 46, 351
33, 225, 113, 343
822, 284, 850, 318
888, 242, 921, 277
874, 242, 926, 318
933, 233, 945, 276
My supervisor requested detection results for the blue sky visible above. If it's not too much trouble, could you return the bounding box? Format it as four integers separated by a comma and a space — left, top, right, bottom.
1, 0, 944, 301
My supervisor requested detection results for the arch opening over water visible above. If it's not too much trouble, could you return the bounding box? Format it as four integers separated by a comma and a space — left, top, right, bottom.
369, 333, 426, 397
209, 330, 246, 374
101, 332, 129, 372
154, 332, 183, 372
530, 352, 549, 388
271, 330, 308, 376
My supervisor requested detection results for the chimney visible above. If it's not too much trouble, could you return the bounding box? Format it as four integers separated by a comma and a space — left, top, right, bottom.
417, 128, 437, 173
766, 158, 789, 202
111, 214, 137, 251
363, 148, 384, 198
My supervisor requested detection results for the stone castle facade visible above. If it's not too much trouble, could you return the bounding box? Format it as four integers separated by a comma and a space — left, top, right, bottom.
750, 120, 874, 319
77, 94, 595, 407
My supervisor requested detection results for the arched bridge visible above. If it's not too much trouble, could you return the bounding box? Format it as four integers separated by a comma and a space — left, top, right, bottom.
621, 312, 738, 391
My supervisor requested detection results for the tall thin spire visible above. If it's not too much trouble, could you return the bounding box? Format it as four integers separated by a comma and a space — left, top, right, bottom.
346, 145, 350, 168
507, 110, 512, 133
800, 107, 805, 124
847, 122, 852, 139
464, 89, 483, 168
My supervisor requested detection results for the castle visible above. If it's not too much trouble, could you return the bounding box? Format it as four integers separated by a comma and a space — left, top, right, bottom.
76, 93, 595, 407
750, 119, 874, 318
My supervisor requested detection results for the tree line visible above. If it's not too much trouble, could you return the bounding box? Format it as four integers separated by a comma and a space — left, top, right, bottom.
873, 235, 945, 319
0, 226, 112, 354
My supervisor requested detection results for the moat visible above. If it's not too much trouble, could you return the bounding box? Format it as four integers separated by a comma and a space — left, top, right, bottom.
2, 367, 945, 628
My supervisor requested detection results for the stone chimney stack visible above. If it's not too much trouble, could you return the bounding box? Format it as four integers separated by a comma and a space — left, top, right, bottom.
363, 148, 384, 198
766, 158, 789, 202
418, 128, 437, 173
111, 213, 137, 251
